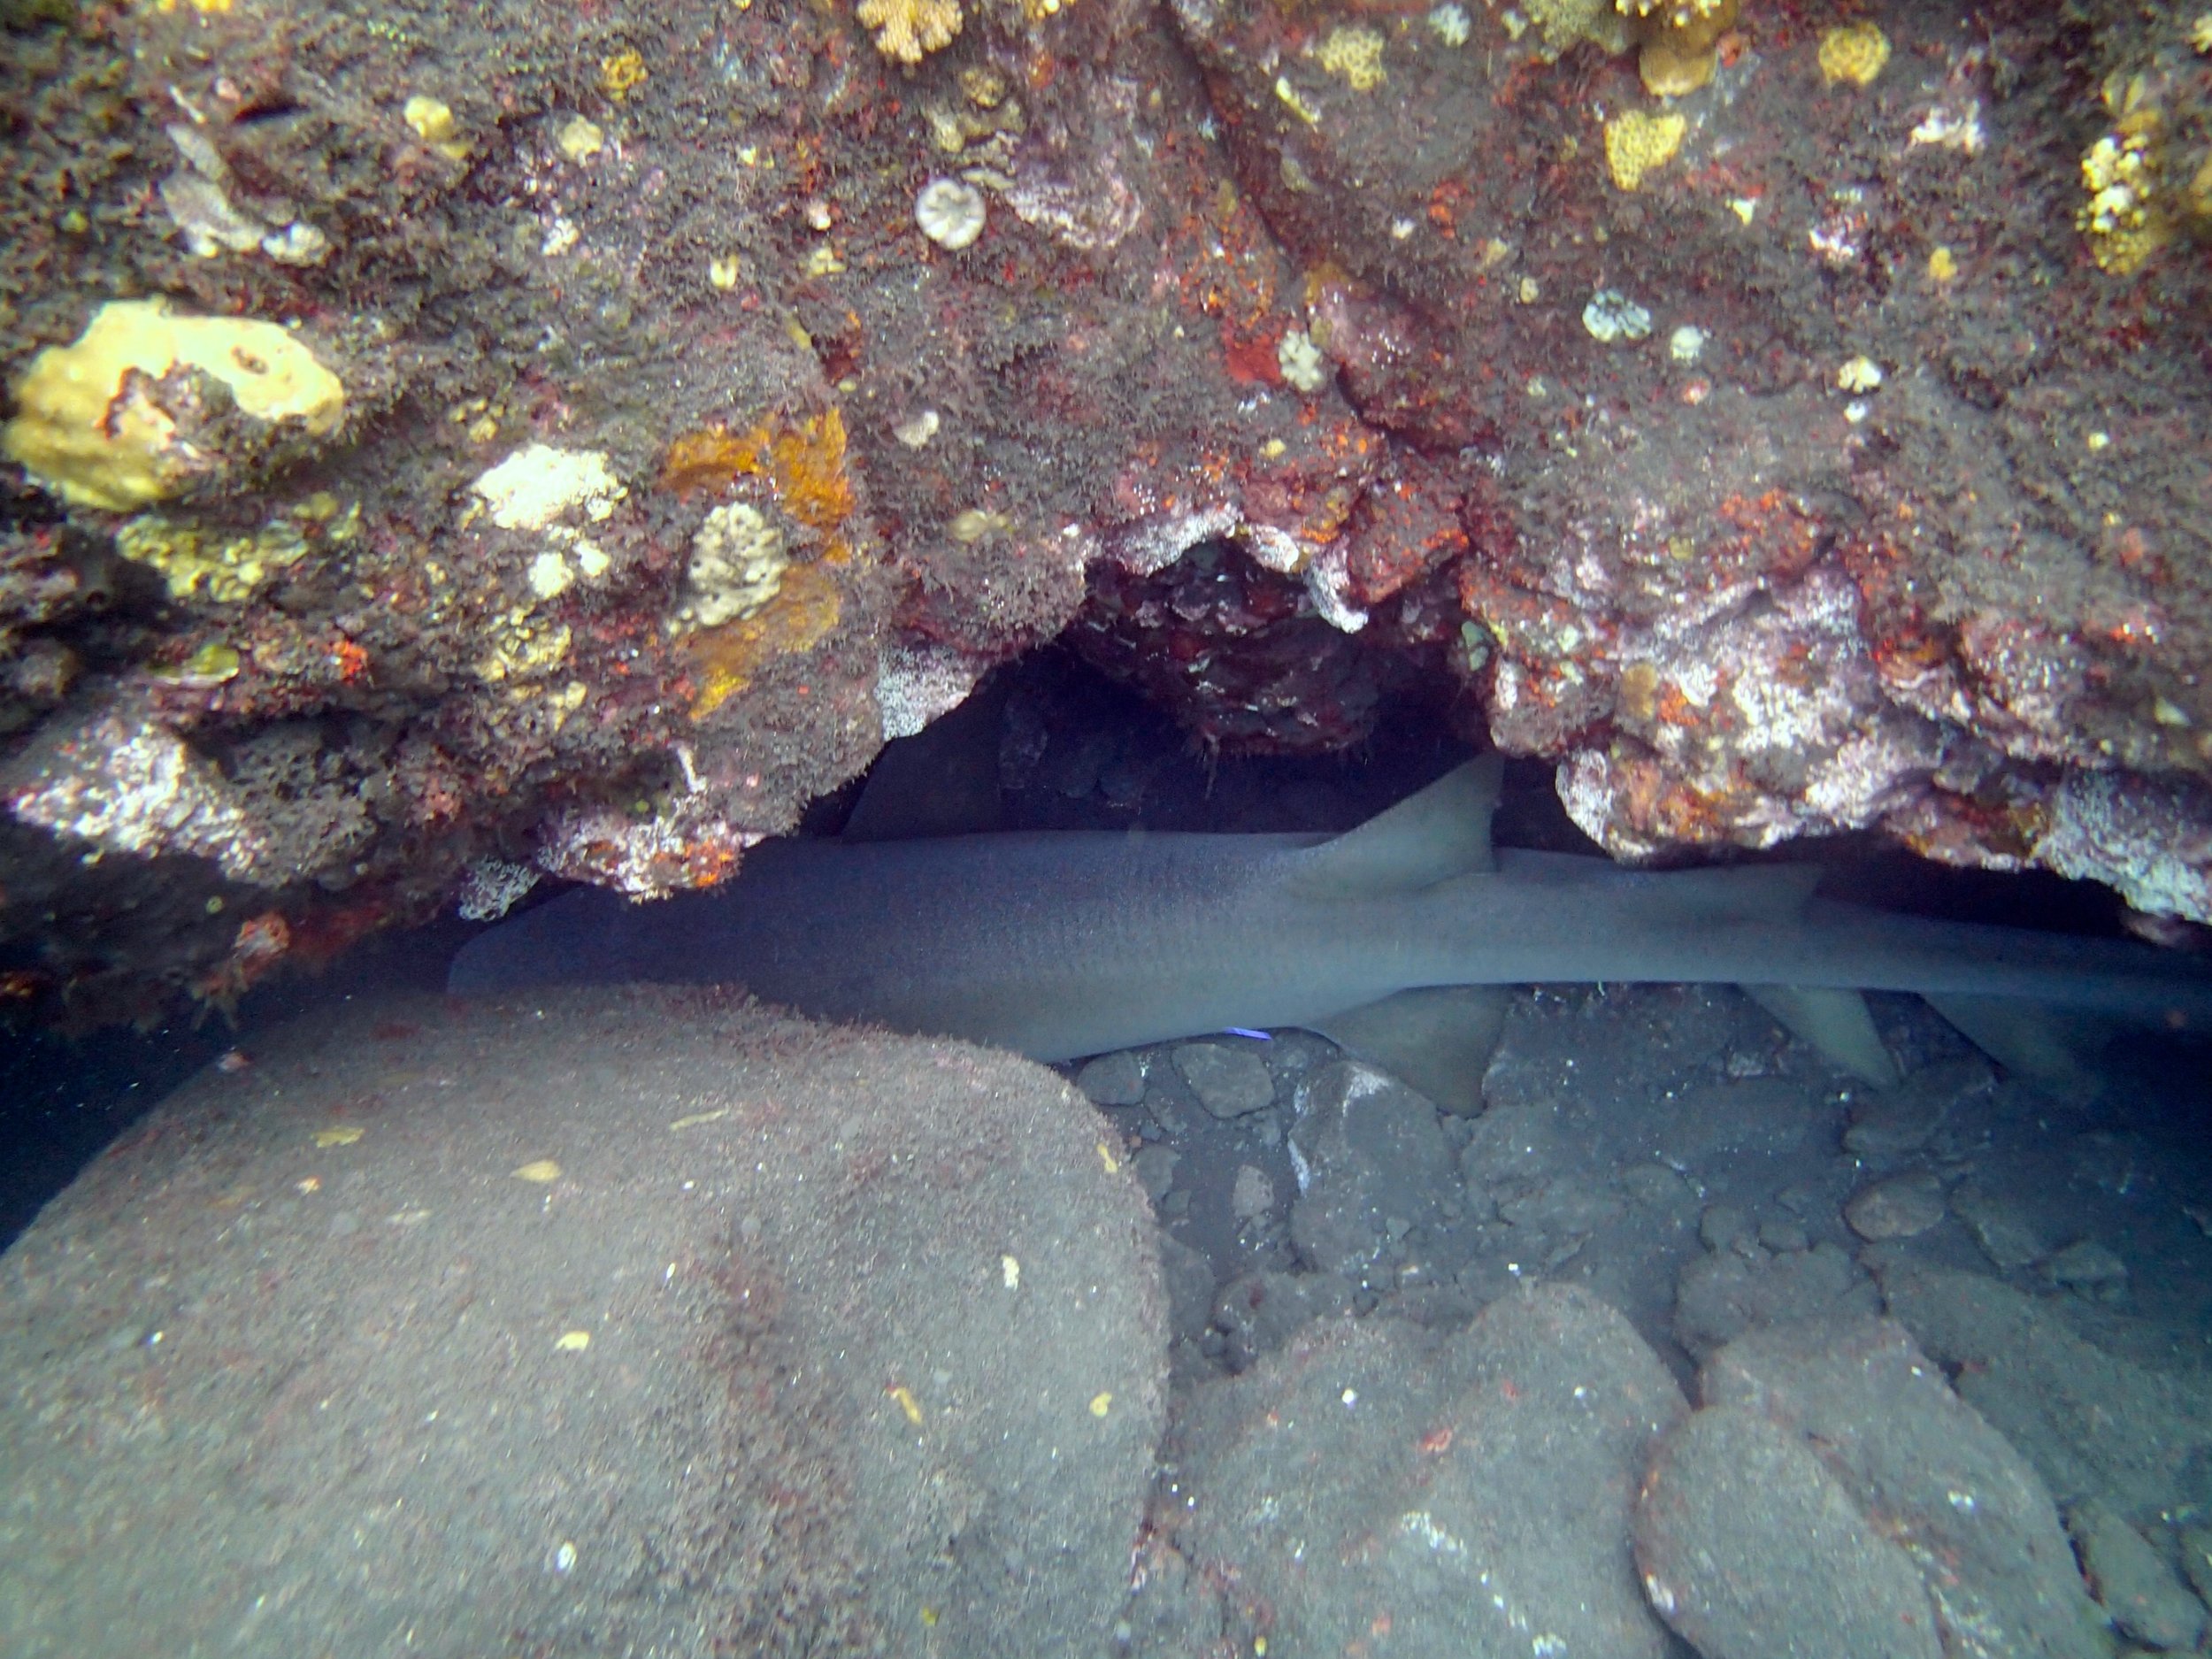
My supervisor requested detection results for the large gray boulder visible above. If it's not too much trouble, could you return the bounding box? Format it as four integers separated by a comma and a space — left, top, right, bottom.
0, 988, 1165, 1658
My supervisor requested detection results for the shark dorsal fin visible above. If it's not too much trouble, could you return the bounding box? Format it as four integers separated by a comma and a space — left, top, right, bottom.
1292, 756, 1503, 897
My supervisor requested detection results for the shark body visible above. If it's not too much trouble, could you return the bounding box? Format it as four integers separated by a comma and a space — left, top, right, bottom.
449, 761, 2212, 1084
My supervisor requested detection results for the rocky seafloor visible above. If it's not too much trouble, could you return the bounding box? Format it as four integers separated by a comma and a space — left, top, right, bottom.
4, 663, 2210, 1657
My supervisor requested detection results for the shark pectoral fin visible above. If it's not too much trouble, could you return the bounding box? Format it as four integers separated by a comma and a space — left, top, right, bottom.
1289, 755, 1503, 897
1923, 993, 2108, 1102
1742, 985, 1900, 1087
1307, 985, 1509, 1115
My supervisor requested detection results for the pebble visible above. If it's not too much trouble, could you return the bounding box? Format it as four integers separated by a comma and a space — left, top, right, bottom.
1949, 1179, 2044, 1271
2067, 1499, 2208, 1652
1130, 1143, 1180, 1203
2043, 1239, 2128, 1295
1673, 1243, 1878, 1361
1075, 1050, 1145, 1107
1171, 1042, 1275, 1118
1841, 1058, 1990, 1156
1695, 1315, 2108, 1659
1700, 1202, 1755, 1256
1843, 1171, 1947, 1240
1231, 1164, 1275, 1221
1757, 1215, 1811, 1254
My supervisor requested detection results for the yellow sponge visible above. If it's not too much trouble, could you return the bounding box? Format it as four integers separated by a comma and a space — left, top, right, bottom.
3, 298, 345, 511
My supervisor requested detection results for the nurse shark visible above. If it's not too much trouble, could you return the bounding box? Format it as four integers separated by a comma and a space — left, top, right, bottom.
449, 757, 2212, 1102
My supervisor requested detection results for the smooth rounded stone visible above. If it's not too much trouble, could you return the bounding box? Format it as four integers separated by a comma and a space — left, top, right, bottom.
1774, 1178, 1839, 1217
1076, 1049, 1147, 1107
1619, 1162, 1698, 1216
1175, 1286, 1687, 1659
1156, 1232, 1219, 1347
0, 991, 1167, 1659
1171, 1042, 1276, 1118
2044, 1238, 2129, 1294
1635, 1404, 1942, 1659
1844, 1170, 1948, 1241
1144, 1091, 1193, 1138
2071, 1132, 2151, 1196
2067, 1499, 2208, 1651
1289, 1061, 1463, 1282
1842, 1058, 1993, 1157
1701, 1316, 2113, 1659
1494, 1176, 1624, 1233
1674, 1240, 1879, 1361
1949, 1178, 2046, 1271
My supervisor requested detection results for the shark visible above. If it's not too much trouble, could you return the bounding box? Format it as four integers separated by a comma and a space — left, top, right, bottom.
447, 755, 2212, 1104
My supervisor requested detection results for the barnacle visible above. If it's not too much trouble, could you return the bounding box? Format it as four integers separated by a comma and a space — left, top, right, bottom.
916, 178, 987, 250
1519, 0, 1738, 94
676, 503, 789, 630
402, 96, 471, 161
114, 513, 311, 604
597, 50, 648, 100
1523, 0, 1632, 58
1315, 26, 1387, 91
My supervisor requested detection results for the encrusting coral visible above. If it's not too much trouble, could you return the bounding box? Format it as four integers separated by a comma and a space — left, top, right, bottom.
857, 0, 961, 63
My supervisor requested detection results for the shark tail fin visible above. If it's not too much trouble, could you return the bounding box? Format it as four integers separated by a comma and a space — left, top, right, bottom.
1292, 755, 1504, 897
1742, 984, 1900, 1086
1309, 985, 1510, 1115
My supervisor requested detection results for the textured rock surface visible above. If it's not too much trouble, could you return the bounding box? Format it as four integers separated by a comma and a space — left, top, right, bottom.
1172, 1041, 1277, 1118
1287, 1060, 1462, 1283
1170, 1286, 1686, 1659
0, 990, 1166, 1656
1674, 1239, 1880, 1360
1635, 1403, 1944, 1659
1701, 1316, 2113, 1659
2067, 1498, 2208, 1652
1882, 1263, 2212, 1524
